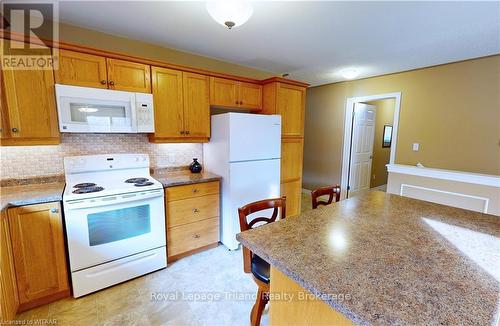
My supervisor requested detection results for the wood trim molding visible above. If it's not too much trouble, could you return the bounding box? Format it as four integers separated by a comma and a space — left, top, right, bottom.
387, 164, 500, 187
261, 77, 310, 88
1, 30, 308, 87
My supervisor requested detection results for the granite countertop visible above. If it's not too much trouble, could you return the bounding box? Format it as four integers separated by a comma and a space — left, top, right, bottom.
236, 191, 500, 325
152, 169, 221, 187
1, 169, 221, 210
0, 182, 65, 210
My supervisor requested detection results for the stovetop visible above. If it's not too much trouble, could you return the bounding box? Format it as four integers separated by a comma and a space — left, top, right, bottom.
63, 154, 164, 201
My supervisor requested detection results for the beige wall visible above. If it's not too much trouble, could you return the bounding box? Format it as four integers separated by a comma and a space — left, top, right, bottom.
366, 99, 395, 188
42, 21, 273, 80
303, 55, 500, 190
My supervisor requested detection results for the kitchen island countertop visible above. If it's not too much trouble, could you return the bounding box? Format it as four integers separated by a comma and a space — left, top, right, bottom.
236, 191, 500, 325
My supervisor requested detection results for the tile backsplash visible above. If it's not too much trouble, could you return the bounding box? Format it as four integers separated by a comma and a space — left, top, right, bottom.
0, 134, 202, 180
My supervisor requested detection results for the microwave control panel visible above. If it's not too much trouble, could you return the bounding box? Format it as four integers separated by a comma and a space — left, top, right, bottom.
136, 93, 155, 133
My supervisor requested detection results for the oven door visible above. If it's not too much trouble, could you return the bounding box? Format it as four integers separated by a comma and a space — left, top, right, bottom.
64, 189, 165, 271
55, 84, 137, 133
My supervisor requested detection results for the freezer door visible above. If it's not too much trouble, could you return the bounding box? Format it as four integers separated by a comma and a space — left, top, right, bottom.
229, 114, 281, 162
221, 159, 281, 250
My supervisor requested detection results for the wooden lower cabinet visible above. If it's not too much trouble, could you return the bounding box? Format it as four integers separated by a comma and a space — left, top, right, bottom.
0, 210, 18, 321
7, 202, 70, 312
281, 180, 302, 217
166, 181, 220, 261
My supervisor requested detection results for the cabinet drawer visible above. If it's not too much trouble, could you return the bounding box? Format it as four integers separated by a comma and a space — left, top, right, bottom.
168, 194, 219, 228
167, 217, 219, 257
166, 181, 219, 201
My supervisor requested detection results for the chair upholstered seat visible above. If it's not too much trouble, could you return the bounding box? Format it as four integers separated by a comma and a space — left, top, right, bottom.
251, 254, 270, 284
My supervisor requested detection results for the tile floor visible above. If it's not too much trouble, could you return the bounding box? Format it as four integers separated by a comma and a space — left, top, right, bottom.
15, 247, 269, 326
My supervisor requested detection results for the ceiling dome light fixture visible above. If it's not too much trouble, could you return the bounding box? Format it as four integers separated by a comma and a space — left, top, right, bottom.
206, 1, 253, 29
340, 68, 360, 80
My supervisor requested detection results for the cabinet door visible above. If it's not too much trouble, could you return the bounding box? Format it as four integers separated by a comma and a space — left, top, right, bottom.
209, 77, 238, 108
107, 58, 151, 93
1, 42, 60, 144
183, 72, 210, 139
8, 202, 69, 310
281, 180, 302, 217
281, 138, 304, 183
0, 210, 19, 320
239, 82, 262, 110
0, 80, 10, 140
54, 49, 108, 88
277, 83, 305, 137
151, 67, 184, 138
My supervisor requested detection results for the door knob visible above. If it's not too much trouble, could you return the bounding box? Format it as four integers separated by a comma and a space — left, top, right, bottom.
100, 80, 107, 85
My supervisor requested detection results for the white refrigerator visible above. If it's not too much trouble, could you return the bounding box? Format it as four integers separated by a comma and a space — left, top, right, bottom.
203, 113, 281, 250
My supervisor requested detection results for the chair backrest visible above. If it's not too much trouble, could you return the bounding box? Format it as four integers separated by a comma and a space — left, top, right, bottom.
311, 185, 341, 209
238, 196, 286, 273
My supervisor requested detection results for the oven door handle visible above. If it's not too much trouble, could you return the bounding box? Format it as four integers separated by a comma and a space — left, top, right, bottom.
64, 189, 163, 210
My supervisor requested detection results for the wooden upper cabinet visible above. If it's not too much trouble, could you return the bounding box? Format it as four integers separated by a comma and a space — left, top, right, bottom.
107, 58, 151, 93
183, 72, 210, 138
54, 49, 151, 93
55, 49, 108, 88
277, 84, 305, 137
262, 82, 306, 138
8, 202, 70, 311
239, 82, 262, 110
281, 138, 304, 183
209, 77, 262, 110
209, 77, 238, 107
1, 42, 60, 145
151, 67, 184, 138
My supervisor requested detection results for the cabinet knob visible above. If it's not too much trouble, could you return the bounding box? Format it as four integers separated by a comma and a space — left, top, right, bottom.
109, 81, 115, 86
180, 131, 185, 135
192, 188, 199, 193
11, 128, 18, 133
194, 234, 200, 239
193, 208, 199, 213
50, 208, 59, 213
100, 80, 107, 85
185, 130, 190, 135
239, 101, 243, 105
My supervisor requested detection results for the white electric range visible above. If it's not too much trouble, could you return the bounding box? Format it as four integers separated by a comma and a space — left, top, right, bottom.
63, 153, 166, 297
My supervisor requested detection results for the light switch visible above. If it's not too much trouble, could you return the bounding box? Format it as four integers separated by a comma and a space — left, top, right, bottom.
412, 143, 420, 151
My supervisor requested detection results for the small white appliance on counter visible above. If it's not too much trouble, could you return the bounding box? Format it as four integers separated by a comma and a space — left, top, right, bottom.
55, 84, 155, 133
203, 113, 281, 250
62, 154, 166, 297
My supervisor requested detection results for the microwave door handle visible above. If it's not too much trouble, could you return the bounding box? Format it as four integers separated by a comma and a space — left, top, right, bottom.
130, 96, 138, 132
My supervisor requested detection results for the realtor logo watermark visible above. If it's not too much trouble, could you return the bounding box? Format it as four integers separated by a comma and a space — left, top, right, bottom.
1, 1, 59, 70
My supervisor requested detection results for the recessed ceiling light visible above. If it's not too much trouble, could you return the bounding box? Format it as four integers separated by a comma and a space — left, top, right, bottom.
206, 1, 253, 30
340, 68, 360, 80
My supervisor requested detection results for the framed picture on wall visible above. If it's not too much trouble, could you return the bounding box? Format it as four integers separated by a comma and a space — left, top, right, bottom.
383, 125, 393, 148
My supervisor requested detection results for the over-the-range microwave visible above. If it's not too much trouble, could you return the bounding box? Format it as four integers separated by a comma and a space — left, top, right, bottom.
55, 84, 155, 133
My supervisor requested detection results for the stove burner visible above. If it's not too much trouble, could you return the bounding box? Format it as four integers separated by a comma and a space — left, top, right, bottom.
72, 186, 104, 194
73, 183, 97, 188
134, 181, 154, 187
125, 178, 149, 184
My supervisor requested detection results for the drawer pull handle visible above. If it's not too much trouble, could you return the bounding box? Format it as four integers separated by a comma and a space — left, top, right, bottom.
193, 208, 200, 213
192, 189, 199, 193
194, 234, 200, 239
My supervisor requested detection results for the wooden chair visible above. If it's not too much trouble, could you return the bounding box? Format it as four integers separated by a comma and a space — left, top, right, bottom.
238, 196, 286, 326
311, 185, 341, 209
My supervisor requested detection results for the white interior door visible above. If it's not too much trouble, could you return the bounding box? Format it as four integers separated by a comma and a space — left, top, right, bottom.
348, 103, 376, 196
